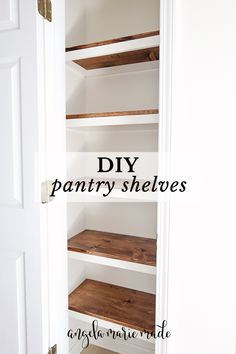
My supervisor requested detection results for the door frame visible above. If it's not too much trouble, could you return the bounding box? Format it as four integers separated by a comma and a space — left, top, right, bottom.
42, 0, 68, 352
156, 0, 174, 353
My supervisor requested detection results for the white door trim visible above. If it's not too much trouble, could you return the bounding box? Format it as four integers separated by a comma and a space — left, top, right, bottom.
43, 0, 68, 352
156, 1, 174, 354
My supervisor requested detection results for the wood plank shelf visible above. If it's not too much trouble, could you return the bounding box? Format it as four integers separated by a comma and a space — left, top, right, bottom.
66, 109, 158, 120
66, 30, 160, 52
66, 109, 159, 127
66, 31, 160, 71
68, 229, 156, 267
69, 279, 155, 333
73, 47, 159, 70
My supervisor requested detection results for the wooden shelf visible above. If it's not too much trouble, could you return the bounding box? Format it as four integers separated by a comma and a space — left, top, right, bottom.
66, 30, 160, 52
66, 109, 159, 127
67, 109, 158, 120
73, 47, 159, 70
69, 279, 155, 333
68, 229, 156, 267
66, 31, 160, 71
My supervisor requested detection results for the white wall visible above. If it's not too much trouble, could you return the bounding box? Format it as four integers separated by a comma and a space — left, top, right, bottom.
66, 0, 159, 46
166, 1, 236, 353
66, 67, 159, 115
85, 203, 157, 238
85, 0, 159, 43
86, 69, 159, 113
66, 68, 86, 114
66, 0, 86, 47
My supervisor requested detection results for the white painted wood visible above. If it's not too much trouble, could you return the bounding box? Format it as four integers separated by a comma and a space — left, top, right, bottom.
0, 1, 48, 353
66, 114, 159, 127
67, 188, 158, 202
68, 251, 156, 275
0, 1, 68, 354
86, 61, 159, 77
69, 311, 155, 344
0, 252, 27, 353
43, 0, 68, 353
0, 57, 23, 207
69, 318, 154, 354
67, 60, 159, 77
66, 35, 160, 63
0, 0, 19, 31
155, 1, 173, 354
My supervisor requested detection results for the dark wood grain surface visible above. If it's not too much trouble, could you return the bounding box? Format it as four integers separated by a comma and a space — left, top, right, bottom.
66, 109, 159, 120
69, 279, 156, 332
68, 230, 156, 266
73, 47, 159, 70
66, 30, 160, 52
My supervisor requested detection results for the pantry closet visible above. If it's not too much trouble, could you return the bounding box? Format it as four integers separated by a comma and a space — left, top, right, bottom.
65, 1, 160, 353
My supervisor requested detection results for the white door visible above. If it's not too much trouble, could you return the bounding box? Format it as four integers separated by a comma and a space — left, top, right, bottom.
0, 1, 67, 354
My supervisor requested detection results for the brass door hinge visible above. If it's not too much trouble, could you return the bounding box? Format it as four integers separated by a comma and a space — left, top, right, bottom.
48, 344, 57, 354
38, 0, 52, 22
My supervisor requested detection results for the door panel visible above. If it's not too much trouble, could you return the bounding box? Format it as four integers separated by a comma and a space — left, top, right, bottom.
0, 252, 26, 354
0, 57, 22, 207
0, 1, 47, 354
0, 0, 19, 31
0, 0, 67, 352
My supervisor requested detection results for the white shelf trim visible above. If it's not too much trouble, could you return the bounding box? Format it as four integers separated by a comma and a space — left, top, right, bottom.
69, 310, 156, 344
66, 35, 160, 63
67, 189, 158, 202
66, 60, 159, 77
66, 113, 159, 127
68, 250, 156, 275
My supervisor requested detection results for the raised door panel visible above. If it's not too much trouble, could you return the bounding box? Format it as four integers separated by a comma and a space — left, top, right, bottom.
0, 252, 27, 354
0, 57, 23, 207
0, 0, 19, 31
0, 1, 48, 354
